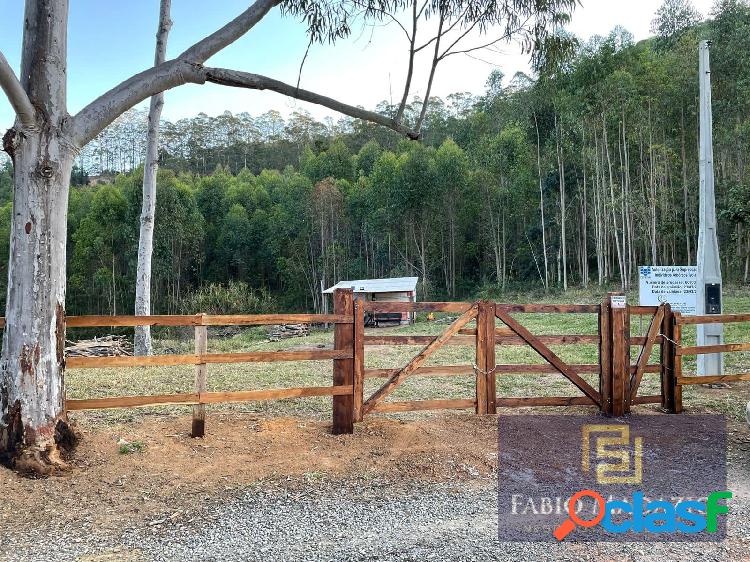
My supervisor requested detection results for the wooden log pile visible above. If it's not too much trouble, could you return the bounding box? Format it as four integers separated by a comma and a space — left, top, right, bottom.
65, 335, 133, 357
267, 324, 310, 341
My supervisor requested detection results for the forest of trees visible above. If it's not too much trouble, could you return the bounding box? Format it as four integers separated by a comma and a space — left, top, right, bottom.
1, 0, 748, 316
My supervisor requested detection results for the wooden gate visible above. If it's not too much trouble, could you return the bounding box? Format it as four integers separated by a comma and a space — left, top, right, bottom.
494, 304, 601, 409
622, 301, 671, 415
351, 295, 677, 419
354, 300, 482, 419
19, 289, 683, 440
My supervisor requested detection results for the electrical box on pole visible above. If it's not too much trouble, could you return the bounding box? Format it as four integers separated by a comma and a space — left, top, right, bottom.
697, 40, 723, 377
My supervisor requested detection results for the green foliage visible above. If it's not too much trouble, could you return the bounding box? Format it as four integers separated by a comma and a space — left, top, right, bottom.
177, 281, 276, 315
301, 140, 354, 183
4, 1, 746, 316
118, 440, 145, 454
0, 162, 12, 206
354, 140, 382, 178
651, 0, 702, 47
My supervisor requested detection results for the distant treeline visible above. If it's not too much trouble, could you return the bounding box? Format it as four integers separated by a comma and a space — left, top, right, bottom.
0, 0, 748, 315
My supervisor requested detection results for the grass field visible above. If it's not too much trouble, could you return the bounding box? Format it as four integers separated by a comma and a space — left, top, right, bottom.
66, 286, 750, 427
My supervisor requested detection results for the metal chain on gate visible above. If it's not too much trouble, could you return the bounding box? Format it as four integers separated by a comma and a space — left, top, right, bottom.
658, 333, 682, 348
473, 363, 496, 376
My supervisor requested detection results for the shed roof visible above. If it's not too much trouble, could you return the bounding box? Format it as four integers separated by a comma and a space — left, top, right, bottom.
322, 277, 418, 294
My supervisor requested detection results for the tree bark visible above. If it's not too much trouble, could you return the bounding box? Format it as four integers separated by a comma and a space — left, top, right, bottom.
533, 112, 549, 291
0, 0, 77, 474
135, 0, 172, 356
555, 114, 567, 291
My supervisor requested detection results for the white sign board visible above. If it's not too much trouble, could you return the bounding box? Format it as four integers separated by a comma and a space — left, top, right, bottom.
611, 295, 627, 309
638, 266, 697, 315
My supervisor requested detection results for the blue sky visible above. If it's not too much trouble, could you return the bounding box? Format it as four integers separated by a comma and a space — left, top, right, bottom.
0, 0, 716, 132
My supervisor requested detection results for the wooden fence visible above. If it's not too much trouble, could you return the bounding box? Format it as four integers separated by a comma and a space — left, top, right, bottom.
667, 312, 750, 414
49, 293, 357, 436
0, 290, 691, 439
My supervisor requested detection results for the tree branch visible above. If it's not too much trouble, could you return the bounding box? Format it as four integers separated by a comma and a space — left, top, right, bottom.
435, 11, 489, 61
71, 60, 198, 145
350, 0, 411, 41
395, 0, 418, 123
440, 16, 532, 60
177, 0, 281, 64
414, 6, 469, 53
0, 51, 36, 129
414, 9, 444, 132
71, 0, 279, 145
204, 67, 420, 139
72, 61, 419, 146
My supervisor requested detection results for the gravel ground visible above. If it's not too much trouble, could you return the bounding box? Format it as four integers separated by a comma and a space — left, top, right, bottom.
4, 476, 747, 562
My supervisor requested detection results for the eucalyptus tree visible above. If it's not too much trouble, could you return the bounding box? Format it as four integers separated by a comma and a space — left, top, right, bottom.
0, 0, 574, 473
135, 0, 172, 356
651, 0, 702, 48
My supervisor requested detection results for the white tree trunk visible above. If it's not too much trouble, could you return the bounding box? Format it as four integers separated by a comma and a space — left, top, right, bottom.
0, 0, 76, 474
533, 113, 549, 291
0, 133, 74, 473
134, 0, 172, 356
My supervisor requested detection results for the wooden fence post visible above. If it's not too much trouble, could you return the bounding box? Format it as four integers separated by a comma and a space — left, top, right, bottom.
660, 304, 675, 412
609, 292, 630, 416
333, 289, 354, 434
672, 312, 684, 414
599, 295, 612, 415
353, 296, 365, 422
485, 302, 497, 414
475, 301, 490, 414
191, 313, 208, 437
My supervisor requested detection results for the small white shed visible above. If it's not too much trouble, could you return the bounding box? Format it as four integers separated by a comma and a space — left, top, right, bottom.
322, 277, 418, 325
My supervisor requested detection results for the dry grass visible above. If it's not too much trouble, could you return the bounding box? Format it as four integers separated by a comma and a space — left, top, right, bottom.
66, 288, 750, 427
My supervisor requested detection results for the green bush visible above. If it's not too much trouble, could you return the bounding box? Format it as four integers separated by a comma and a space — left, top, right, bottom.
176, 281, 276, 315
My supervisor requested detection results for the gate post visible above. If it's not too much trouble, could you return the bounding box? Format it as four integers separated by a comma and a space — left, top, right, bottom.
475, 301, 488, 415
607, 292, 630, 416
475, 301, 496, 415
660, 303, 676, 412
353, 296, 365, 422
672, 312, 684, 413
486, 302, 497, 414
332, 288, 354, 434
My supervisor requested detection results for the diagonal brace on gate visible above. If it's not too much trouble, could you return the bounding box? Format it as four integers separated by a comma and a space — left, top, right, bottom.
629, 304, 666, 403
495, 308, 601, 405
361, 304, 479, 415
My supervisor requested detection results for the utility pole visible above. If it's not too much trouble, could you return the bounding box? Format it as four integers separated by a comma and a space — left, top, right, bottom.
697, 40, 723, 377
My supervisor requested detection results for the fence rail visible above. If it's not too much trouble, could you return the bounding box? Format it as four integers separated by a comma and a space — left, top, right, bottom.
670, 312, 750, 399
67, 349, 351, 369
362, 333, 601, 346
66, 385, 354, 411
675, 313, 750, 325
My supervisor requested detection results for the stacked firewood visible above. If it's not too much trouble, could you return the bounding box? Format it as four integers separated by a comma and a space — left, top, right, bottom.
65, 335, 133, 357
267, 324, 310, 342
